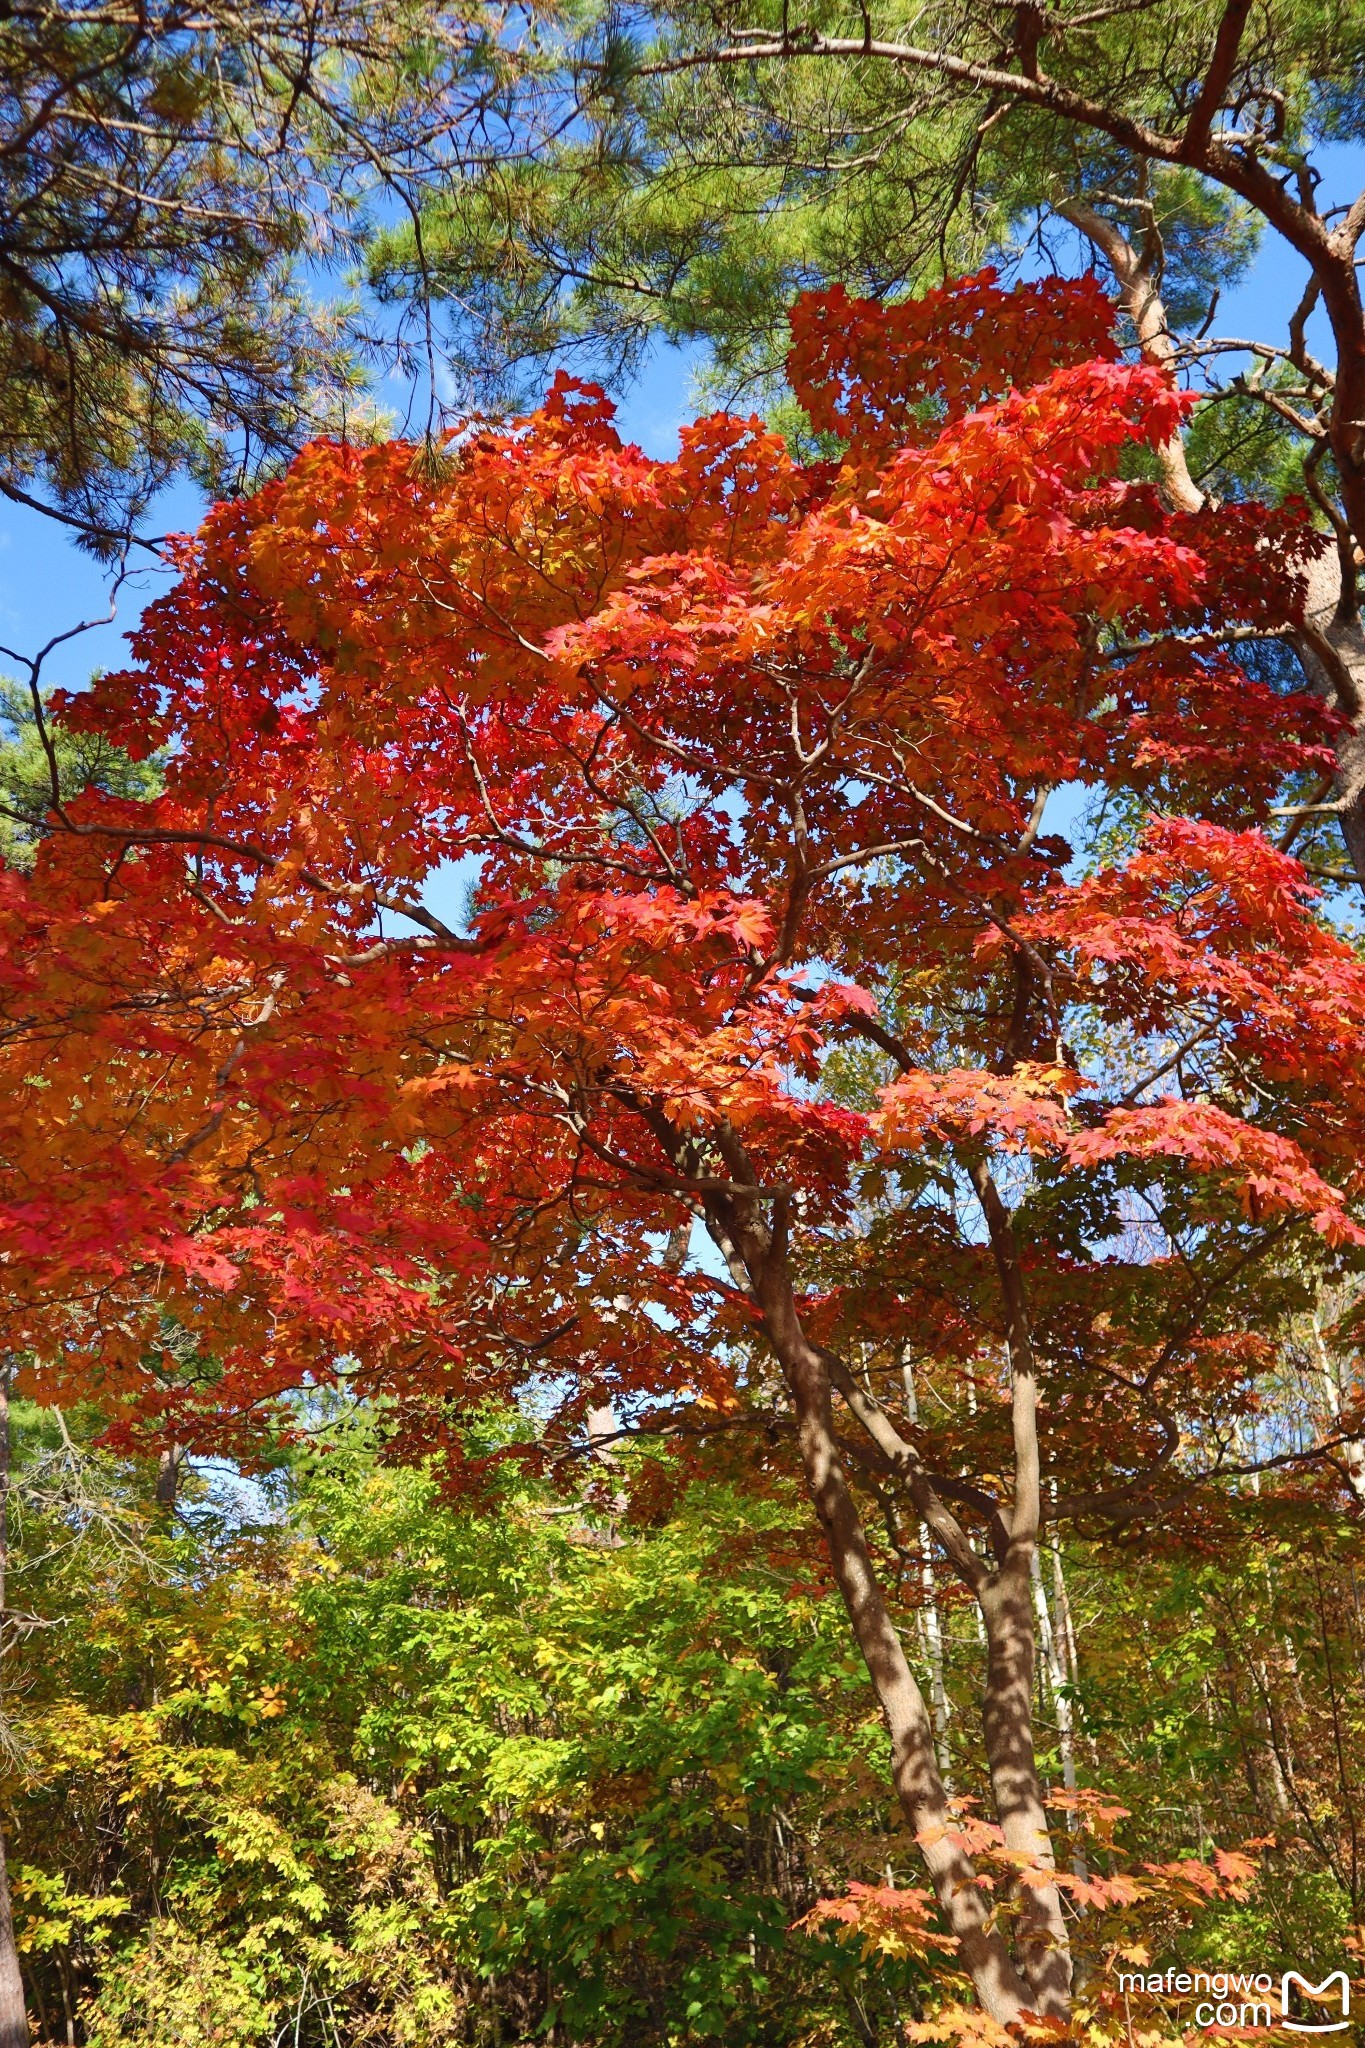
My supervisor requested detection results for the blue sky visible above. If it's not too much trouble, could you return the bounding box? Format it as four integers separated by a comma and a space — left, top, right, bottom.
3, 148, 1360, 699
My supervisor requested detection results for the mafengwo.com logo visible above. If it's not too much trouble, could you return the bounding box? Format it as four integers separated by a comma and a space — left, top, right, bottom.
1117, 1965, 1352, 2032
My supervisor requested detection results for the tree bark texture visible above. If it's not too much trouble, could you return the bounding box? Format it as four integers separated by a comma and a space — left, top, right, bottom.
741, 1231, 1047, 2023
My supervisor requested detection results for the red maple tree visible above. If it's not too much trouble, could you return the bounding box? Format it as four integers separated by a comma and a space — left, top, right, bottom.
4, 270, 1362, 2024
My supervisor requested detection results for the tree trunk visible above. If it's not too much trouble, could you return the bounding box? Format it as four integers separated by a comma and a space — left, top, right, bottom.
747, 1251, 1037, 2024
978, 1565, 1073, 2015
0, 1372, 30, 2048
1293, 555, 1365, 885
1033, 1543, 1087, 1879
0, 1836, 26, 2048
154, 1441, 183, 1508
966, 1167, 1074, 2016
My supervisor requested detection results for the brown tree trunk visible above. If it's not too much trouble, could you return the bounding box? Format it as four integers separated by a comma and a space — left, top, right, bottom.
746, 1246, 1037, 2024
969, 1168, 1073, 2016
0, 1372, 30, 2048
700, 1102, 1071, 2023
979, 1565, 1072, 2014
154, 1441, 183, 1508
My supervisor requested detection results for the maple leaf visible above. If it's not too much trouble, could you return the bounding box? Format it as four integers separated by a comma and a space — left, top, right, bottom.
796, 1881, 957, 1963
877, 1064, 1086, 1155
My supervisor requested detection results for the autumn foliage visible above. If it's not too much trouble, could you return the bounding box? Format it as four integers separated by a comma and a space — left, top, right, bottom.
4, 269, 1362, 2025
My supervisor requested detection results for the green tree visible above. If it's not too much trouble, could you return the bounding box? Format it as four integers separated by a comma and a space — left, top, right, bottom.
6, 1412, 925, 2045
0, 0, 563, 551
0, 680, 159, 866
11, 1407, 1363, 2043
